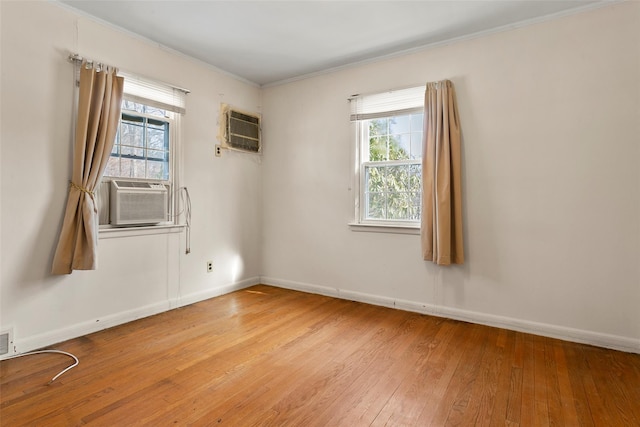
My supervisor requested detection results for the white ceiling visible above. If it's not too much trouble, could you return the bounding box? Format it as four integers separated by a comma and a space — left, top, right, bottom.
59, 0, 604, 86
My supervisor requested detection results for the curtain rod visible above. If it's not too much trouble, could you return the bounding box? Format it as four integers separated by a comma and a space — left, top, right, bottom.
68, 53, 116, 70
67, 53, 191, 95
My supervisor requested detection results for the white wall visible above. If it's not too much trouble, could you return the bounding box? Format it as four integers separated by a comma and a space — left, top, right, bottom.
261, 3, 640, 352
0, 1, 262, 353
1, 1, 638, 355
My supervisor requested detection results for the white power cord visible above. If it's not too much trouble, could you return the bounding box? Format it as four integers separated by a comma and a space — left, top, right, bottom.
3, 350, 79, 384
180, 187, 192, 254
167, 186, 192, 254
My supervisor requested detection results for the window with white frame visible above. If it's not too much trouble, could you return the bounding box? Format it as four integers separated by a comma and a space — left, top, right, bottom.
105, 100, 172, 181
97, 73, 187, 226
350, 86, 424, 228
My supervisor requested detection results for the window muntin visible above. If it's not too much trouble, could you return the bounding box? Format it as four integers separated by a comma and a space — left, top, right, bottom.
104, 100, 172, 181
360, 112, 423, 224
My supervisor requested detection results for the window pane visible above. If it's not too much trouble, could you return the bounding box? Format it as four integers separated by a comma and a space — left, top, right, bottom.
131, 159, 146, 178
144, 105, 167, 118
410, 131, 422, 159
365, 165, 386, 193
363, 162, 421, 222
390, 115, 410, 134
369, 118, 388, 137
387, 165, 409, 192
104, 157, 120, 177
366, 192, 386, 219
390, 134, 410, 160
109, 107, 171, 181
120, 158, 133, 177
387, 192, 410, 220
358, 106, 423, 224
147, 126, 167, 151
147, 160, 167, 180
411, 113, 423, 131
409, 192, 421, 220
369, 136, 387, 161
122, 100, 145, 113
408, 164, 421, 192
120, 122, 144, 148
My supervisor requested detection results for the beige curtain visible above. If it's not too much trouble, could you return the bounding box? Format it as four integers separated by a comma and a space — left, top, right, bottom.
421, 80, 464, 265
51, 63, 124, 275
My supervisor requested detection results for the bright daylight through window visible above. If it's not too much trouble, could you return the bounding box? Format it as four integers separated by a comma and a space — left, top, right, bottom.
351, 86, 424, 228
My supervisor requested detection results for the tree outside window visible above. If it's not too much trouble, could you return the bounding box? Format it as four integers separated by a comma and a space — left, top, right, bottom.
104, 100, 171, 181
362, 113, 423, 222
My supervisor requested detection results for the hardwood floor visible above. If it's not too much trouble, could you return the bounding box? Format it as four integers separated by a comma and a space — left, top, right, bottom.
1, 285, 639, 426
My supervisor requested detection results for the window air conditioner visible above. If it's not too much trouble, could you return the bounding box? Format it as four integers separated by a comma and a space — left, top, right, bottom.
218, 104, 261, 154
110, 180, 168, 226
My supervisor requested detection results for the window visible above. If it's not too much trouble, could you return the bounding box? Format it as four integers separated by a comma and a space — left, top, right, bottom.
97, 73, 187, 227
350, 86, 424, 229
105, 100, 172, 181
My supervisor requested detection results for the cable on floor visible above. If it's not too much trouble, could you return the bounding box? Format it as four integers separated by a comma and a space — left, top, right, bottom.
3, 349, 79, 384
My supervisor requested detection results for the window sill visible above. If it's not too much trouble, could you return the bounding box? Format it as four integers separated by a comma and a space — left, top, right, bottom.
348, 222, 420, 235
99, 223, 185, 239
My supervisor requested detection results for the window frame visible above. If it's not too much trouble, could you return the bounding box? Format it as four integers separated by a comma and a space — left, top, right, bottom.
349, 87, 424, 234
108, 101, 174, 183
98, 98, 181, 230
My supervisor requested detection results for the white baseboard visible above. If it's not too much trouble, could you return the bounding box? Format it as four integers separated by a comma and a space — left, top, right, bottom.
12, 276, 637, 356
260, 276, 640, 354
12, 300, 170, 356
172, 276, 260, 308
11, 276, 260, 356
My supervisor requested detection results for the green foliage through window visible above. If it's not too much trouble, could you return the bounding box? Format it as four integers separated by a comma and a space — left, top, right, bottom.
363, 113, 423, 221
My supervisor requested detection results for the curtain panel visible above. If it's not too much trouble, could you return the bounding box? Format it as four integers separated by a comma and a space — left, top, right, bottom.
421, 80, 464, 265
51, 63, 124, 275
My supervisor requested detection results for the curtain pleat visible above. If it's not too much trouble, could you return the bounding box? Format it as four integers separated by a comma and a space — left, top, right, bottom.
51, 64, 124, 275
421, 80, 464, 265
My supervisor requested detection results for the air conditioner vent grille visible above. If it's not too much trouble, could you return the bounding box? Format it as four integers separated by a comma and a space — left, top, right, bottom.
118, 192, 166, 222
229, 134, 260, 152
114, 180, 153, 189
230, 110, 259, 127
220, 105, 261, 153
110, 180, 168, 226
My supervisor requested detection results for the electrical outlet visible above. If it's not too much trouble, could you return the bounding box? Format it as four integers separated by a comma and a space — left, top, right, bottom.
206, 261, 213, 272
215, 145, 222, 157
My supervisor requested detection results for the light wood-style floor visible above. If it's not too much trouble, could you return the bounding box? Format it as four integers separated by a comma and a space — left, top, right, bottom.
1, 285, 639, 426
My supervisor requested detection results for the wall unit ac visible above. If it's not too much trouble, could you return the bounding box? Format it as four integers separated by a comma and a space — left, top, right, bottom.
218, 104, 261, 154
110, 180, 168, 226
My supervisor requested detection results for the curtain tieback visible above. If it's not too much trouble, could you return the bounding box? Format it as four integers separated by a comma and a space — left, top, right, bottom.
69, 181, 95, 198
